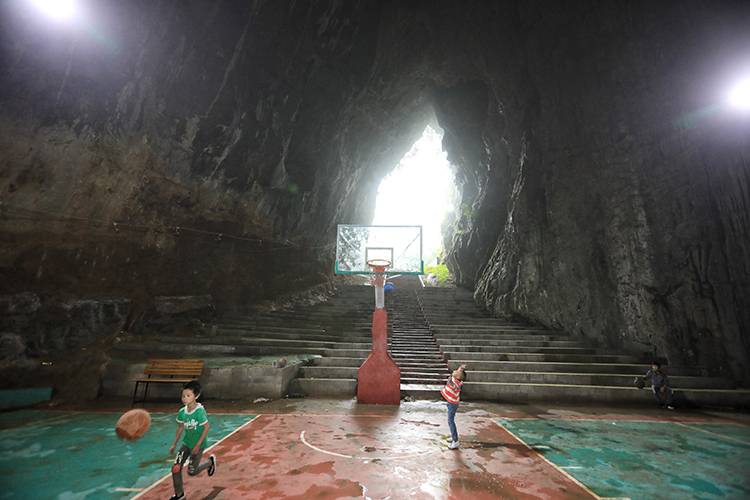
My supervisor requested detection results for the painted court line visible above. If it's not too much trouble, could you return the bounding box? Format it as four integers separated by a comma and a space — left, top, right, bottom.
132, 414, 261, 500
300, 430, 353, 459
299, 430, 439, 461
495, 421, 601, 500
674, 421, 750, 446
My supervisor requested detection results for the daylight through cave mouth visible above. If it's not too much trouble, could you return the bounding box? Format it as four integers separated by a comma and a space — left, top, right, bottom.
371, 125, 456, 266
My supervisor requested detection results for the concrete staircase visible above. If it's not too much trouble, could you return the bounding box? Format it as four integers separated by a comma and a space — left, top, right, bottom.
417, 288, 750, 408
290, 285, 451, 397
388, 289, 450, 394
104, 284, 749, 408
111, 287, 374, 360
104, 285, 377, 398
288, 286, 373, 396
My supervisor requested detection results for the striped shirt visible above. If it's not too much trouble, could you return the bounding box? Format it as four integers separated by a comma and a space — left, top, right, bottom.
441, 375, 463, 405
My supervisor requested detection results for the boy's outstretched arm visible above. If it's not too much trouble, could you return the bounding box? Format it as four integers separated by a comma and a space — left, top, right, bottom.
192, 422, 210, 455
170, 423, 184, 455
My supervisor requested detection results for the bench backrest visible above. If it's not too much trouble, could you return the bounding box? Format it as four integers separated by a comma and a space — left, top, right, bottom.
144, 358, 204, 378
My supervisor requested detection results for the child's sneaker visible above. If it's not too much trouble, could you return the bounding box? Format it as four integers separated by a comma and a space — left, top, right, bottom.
169, 494, 185, 500
208, 454, 217, 476
449, 440, 459, 449
667, 405, 675, 410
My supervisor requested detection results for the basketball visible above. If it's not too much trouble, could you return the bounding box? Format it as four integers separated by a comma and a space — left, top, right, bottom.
116, 409, 151, 441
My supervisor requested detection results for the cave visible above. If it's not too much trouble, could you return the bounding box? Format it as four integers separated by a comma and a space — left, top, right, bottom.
1, 1, 749, 497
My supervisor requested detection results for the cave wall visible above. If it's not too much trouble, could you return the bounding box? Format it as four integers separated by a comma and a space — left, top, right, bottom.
1, 0, 749, 383
0, 0, 430, 311
436, 1, 750, 382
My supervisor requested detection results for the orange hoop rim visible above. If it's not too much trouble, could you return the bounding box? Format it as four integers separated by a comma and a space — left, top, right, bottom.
366, 258, 392, 272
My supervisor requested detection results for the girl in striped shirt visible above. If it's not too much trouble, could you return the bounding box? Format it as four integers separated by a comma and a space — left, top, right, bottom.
441, 364, 466, 449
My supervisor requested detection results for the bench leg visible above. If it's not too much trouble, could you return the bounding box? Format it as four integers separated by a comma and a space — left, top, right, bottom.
132, 381, 140, 406
143, 381, 150, 403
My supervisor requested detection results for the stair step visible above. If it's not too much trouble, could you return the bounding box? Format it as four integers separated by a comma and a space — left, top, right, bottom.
448, 360, 702, 376
299, 366, 358, 378
400, 369, 451, 376
401, 378, 447, 385
400, 384, 443, 399
391, 353, 444, 359
323, 349, 375, 357
396, 363, 450, 370
461, 382, 750, 407
464, 370, 736, 389
288, 378, 356, 397
444, 352, 640, 363
113, 341, 327, 356
440, 345, 598, 354
435, 334, 569, 341
435, 339, 585, 347
313, 357, 365, 367
217, 323, 326, 333
136, 334, 372, 351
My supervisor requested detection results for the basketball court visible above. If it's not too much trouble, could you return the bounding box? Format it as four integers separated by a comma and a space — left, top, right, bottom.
2, 226, 749, 499
3, 400, 749, 499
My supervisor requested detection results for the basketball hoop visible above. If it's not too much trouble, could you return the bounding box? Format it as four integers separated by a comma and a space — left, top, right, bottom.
366, 258, 392, 274
366, 259, 391, 309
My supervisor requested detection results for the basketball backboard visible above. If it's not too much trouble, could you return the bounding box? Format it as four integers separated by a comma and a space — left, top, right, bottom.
335, 224, 423, 275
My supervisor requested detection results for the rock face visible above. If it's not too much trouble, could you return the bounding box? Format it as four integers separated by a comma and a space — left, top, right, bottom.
134, 295, 215, 337
1, 1, 748, 383
0, 293, 130, 353
440, 2, 750, 384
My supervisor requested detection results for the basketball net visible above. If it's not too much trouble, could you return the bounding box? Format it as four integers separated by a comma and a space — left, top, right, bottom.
367, 259, 391, 309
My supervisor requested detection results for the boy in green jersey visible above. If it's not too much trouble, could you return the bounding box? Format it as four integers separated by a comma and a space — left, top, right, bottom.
169, 381, 216, 500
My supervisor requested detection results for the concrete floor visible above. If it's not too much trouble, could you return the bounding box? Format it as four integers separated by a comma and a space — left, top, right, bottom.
5, 398, 750, 499
125, 398, 748, 499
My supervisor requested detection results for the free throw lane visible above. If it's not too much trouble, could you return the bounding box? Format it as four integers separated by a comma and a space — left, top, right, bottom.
138, 412, 594, 499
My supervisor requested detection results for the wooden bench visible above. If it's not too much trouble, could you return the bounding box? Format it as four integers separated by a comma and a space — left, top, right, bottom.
132, 359, 204, 405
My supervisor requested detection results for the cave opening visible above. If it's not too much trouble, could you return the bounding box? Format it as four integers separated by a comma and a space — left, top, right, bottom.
371, 124, 456, 267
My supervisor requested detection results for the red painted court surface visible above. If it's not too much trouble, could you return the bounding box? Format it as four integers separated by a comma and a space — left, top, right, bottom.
136, 408, 594, 499
117, 399, 750, 500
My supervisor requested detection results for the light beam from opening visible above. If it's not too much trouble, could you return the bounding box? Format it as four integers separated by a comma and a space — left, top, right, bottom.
372, 125, 456, 266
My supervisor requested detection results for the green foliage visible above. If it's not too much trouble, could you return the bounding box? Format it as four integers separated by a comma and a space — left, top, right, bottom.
424, 263, 452, 285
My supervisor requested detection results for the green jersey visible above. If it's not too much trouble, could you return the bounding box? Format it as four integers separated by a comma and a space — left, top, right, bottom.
176, 403, 209, 450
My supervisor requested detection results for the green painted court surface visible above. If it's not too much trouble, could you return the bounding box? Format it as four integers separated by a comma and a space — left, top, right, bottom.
500, 418, 750, 500
3, 410, 749, 499
0, 410, 253, 499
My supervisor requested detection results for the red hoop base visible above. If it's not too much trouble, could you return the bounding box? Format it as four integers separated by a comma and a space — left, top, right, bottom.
357, 308, 400, 405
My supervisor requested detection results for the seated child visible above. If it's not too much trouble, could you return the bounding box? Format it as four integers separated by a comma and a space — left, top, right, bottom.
642, 361, 674, 410
441, 364, 466, 449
